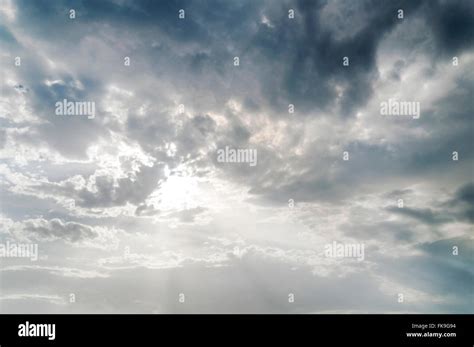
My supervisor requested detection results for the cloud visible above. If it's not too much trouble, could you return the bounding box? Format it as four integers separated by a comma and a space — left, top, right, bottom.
0, 0, 472, 313
34, 162, 165, 208
448, 182, 474, 223
386, 206, 453, 226
1, 216, 120, 250
22, 218, 98, 242
386, 183, 474, 226
165, 206, 207, 223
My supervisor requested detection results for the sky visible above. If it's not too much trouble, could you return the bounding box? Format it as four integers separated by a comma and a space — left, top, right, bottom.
0, 0, 473, 313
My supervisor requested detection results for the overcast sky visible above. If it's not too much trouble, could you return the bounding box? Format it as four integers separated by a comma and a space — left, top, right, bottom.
0, 0, 473, 313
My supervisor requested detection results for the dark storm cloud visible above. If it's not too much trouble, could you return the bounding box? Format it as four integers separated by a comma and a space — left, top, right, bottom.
245, 73, 472, 205
455, 183, 474, 205
188, 0, 472, 206
13, 0, 261, 46
444, 182, 474, 223
10, 0, 474, 117
424, 0, 474, 56
249, 0, 425, 117
4, 0, 473, 207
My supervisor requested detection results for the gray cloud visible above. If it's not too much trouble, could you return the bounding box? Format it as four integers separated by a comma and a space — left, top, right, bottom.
23, 218, 98, 242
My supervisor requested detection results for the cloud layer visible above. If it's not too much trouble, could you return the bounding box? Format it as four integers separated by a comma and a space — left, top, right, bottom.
0, 0, 473, 313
